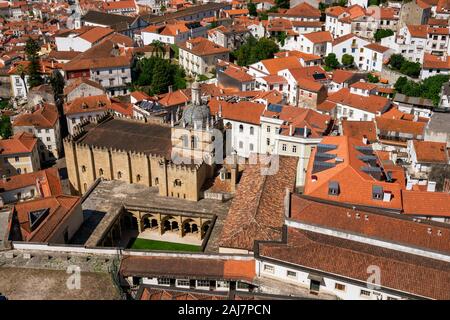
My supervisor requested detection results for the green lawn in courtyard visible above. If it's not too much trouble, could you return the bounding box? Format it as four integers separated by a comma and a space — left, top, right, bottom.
129, 238, 201, 252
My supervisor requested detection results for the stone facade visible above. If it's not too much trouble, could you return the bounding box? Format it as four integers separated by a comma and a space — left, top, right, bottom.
63, 114, 212, 201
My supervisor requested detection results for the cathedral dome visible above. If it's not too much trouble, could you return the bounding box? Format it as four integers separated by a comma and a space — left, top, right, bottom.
181, 103, 210, 127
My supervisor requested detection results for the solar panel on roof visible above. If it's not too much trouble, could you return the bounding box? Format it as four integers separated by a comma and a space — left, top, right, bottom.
267, 104, 283, 113
317, 143, 337, 153
315, 152, 336, 161
312, 73, 326, 80
355, 145, 374, 155
312, 161, 336, 174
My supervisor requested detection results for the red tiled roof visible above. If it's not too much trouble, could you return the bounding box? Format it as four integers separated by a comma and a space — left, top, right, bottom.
412, 140, 448, 163
14, 195, 81, 242
179, 37, 230, 56
209, 99, 266, 125
0, 168, 62, 196
341, 120, 377, 143
258, 227, 450, 300
219, 156, 298, 251
0, 132, 37, 155
402, 190, 450, 217
303, 136, 404, 210
326, 88, 390, 114
12, 104, 59, 129
290, 194, 450, 255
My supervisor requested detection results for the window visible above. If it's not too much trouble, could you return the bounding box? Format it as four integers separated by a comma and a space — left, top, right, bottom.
15, 156, 19, 162
46, 137, 51, 142
81, 165, 86, 173
292, 145, 297, 153
250, 143, 254, 151
287, 270, 297, 279
360, 289, 371, 297
99, 168, 103, 176
263, 264, 274, 273
328, 181, 339, 195
267, 126, 271, 133
335, 283, 346, 291
17, 168, 21, 174
157, 278, 170, 285
109, 69, 113, 74
249, 126, 254, 135
239, 141, 243, 149
239, 124, 244, 133
282, 144, 287, 151
196, 280, 210, 288
176, 279, 190, 287
17, 192, 21, 200
372, 186, 383, 200
136, 174, 141, 182
266, 138, 270, 146
117, 171, 122, 179
174, 179, 182, 187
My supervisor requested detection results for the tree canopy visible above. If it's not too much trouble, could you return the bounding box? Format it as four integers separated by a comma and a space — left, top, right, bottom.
25, 38, 44, 89
133, 56, 186, 95
388, 54, 421, 78
374, 29, 394, 42
325, 53, 339, 70
232, 36, 280, 66
341, 54, 354, 67
248, 1, 257, 16
0, 115, 12, 139
275, 0, 289, 9
394, 74, 450, 106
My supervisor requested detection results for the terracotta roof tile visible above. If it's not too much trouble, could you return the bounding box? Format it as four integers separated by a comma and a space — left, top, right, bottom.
402, 190, 450, 217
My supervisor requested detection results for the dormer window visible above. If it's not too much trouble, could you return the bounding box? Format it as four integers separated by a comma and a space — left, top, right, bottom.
328, 181, 339, 196
372, 186, 383, 200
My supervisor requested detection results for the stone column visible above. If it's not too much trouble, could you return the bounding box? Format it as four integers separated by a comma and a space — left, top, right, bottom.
179, 216, 184, 238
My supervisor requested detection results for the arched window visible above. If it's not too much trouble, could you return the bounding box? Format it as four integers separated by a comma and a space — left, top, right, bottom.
174, 179, 182, 187
191, 135, 198, 149
155, 178, 159, 185
136, 174, 141, 182
239, 124, 244, 133
99, 168, 103, 176
117, 171, 122, 179
81, 165, 86, 173
181, 134, 189, 148
250, 126, 254, 135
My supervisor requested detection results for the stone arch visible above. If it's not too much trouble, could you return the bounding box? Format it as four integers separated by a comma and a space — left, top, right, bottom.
201, 220, 211, 237
161, 215, 177, 231
182, 218, 195, 234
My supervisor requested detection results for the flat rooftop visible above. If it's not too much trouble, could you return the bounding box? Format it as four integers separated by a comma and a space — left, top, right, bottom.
0, 267, 120, 300
74, 180, 231, 251
78, 118, 172, 158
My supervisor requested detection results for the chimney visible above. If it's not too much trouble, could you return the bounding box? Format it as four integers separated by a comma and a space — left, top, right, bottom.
289, 124, 293, 136
218, 103, 222, 117
168, 85, 173, 93
406, 180, 413, 190
382, 191, 392, 202
303, 125, 308, 138
284, 187, 291, 218
362, 135, 368, 145
427, 181, 436, 192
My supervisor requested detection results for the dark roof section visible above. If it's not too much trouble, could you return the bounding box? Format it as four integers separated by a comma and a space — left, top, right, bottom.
140, 3, 230, 24
120, 255, 256, 282
258, 227, 450, 300
77, 118, 172, 158
81, 10, 136, 27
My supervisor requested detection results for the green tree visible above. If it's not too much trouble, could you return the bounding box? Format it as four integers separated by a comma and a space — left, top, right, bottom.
325, 53, 339, 70
367, 73, 379, 83
275, 0, 289, 9
276, 32, 287, 47
151, 40, 165, 58
233, 36, 279, 66
394, 74, 450, 106
389, 54, 405, 70
248, 1, 257, 17
151, 61, 172, 94
400, 61, 421, 78
374, 29, 394, 42
341, 54, 354, 67
0, 115, 12, 139
25, 38, 44, 89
